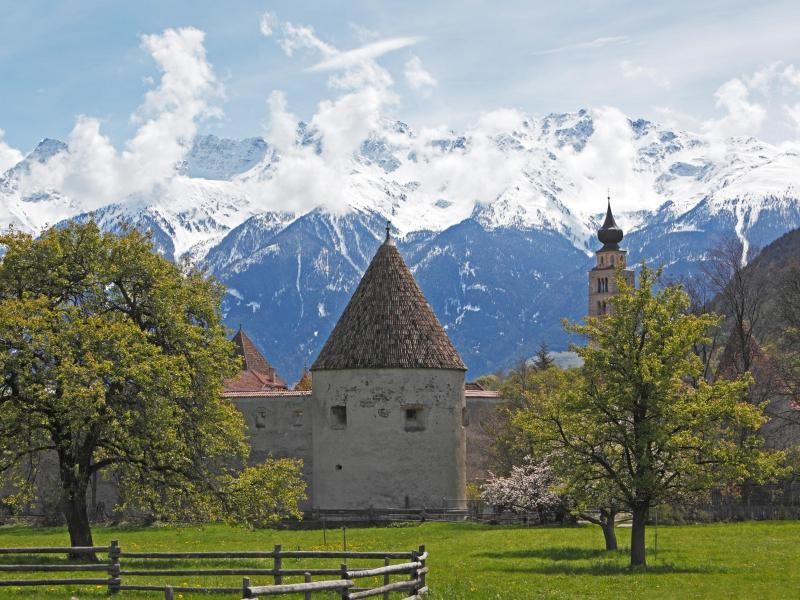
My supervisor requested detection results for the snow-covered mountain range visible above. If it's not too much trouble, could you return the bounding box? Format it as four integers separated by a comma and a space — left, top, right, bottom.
2, 109, 799, 382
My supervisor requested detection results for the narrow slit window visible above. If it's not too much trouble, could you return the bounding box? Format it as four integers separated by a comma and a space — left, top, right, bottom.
330, 405, 347, 429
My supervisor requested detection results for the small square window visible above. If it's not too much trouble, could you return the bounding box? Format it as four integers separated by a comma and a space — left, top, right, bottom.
404, 406, 425, 431
330, 405, 347, 429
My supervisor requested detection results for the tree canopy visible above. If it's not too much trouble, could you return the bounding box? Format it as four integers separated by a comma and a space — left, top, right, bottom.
517, 265, 782, 567
0, 222, 302, 548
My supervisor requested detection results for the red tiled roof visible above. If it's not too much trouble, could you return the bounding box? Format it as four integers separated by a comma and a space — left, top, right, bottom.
223, 390, 312, 398
224, 328, 288, 393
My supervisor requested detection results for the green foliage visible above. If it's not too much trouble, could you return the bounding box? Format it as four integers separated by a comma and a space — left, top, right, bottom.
224, 458, 307, 528
532, 342, 555, 371
516, 265, 784, 564
474, 374, 500, 391
0, 222, 252, 541
489, 367, 567, 474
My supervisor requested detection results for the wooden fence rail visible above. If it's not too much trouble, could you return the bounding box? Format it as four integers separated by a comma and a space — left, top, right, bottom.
0, 541, 119, 593
242, 548, 427, 600
0, 541, 428, 599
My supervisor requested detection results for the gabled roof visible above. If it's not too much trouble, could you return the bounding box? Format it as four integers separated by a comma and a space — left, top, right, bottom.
312, 231, 466, 371
225, 328, 288, 392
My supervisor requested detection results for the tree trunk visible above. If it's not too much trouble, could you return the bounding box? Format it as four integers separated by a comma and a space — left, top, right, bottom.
59, 459, 96, 561
600, 510, 618, 551
630, 505, 648, 568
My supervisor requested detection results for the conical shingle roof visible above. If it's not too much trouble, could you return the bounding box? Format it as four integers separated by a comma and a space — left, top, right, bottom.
312, 234, 466, 371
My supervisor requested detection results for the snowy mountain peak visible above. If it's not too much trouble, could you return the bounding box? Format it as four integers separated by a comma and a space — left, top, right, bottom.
176, 134, 270, 181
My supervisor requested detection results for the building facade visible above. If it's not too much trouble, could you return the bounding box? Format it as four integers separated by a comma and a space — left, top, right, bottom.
224, 227, 498, 509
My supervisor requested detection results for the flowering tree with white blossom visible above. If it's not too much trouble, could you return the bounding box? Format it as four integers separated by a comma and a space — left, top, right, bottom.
481, 457, 562, 522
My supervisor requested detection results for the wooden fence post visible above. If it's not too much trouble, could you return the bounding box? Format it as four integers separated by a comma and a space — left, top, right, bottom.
340, 563, 349, 600
242, 576, 251, 599
418, 544, 426, 592
274, 544, 282, 585
164, 585, 174, 600
303, 571, 312, 600
108, 539, 121, 595
382, 557, 390, 600
410, 549, 419, 591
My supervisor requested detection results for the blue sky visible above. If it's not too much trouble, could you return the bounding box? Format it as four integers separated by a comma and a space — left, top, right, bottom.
2, 0, 800, 152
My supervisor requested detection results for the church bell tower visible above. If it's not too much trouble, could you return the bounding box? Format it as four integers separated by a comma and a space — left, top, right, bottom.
589, 196, 635, 317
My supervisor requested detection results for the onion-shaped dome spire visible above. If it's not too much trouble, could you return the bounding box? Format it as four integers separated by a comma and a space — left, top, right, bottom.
598, 194, 624, 250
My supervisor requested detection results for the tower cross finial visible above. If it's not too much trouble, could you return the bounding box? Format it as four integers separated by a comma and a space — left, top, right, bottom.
385, 220, 391, 242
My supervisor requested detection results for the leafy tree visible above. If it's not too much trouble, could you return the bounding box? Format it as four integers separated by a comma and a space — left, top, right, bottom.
522, 265, 782, 567
0, 222, 291, 551
508, 367, 622, 550
532, 342, 555, 371
224, 458, 306, 528
474, 373, 501, 391
488, 367, 561, 475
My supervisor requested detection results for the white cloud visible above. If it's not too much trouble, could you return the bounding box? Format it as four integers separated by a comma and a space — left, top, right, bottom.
278, 22, 337, 58
20, 27, 222, 208
654, 62, 800, 150
404, 56, 437, 91
309, 37, 422, 72
704, 77, 766, 141
259, 12, 275, 37
533, 36, 629, 56
620, 60, 670, 89
250, 18, 400, 215
0, 130, 23, 173
560, 106, 663, 213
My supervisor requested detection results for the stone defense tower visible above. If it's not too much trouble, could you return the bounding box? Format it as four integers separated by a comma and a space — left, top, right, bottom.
311, 224, 467, 509
589, 197, 635, 317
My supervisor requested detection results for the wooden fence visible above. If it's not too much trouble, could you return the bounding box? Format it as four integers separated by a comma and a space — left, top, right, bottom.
0, 542, 428, 599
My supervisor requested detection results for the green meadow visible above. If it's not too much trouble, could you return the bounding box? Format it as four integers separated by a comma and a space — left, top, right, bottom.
0, 521, 797, 599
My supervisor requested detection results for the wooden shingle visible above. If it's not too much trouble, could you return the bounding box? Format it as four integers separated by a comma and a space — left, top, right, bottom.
312, 236, 466, 371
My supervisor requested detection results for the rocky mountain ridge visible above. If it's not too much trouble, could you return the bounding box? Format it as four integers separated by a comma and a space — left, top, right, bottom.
2, 109, 799, 381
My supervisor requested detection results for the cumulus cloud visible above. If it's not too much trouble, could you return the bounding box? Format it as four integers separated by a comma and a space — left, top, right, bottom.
704, 77, 766, 141
254, 16, 531, 225
561, 106, 663, 213
404, 56, 437, 91
405, 109, 527, 214
0, 130, 23, 173
19, 26, 221, 209
250, 18, 403, 214
698, 61, 800, 147
259, 11, 275, 37
620, 60, 670, 89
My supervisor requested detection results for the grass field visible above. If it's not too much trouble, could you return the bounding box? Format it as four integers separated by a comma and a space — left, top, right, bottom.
0, 520, 798, 599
